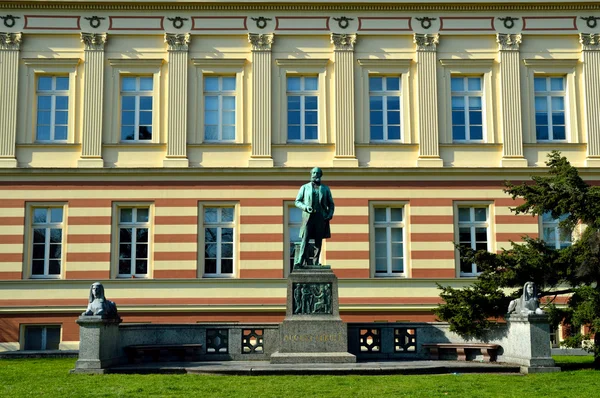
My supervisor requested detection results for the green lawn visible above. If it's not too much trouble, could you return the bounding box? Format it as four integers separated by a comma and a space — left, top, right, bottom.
0, 357, 597, 397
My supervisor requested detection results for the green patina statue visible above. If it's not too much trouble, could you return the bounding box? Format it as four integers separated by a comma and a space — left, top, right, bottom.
294, 167, 335, 269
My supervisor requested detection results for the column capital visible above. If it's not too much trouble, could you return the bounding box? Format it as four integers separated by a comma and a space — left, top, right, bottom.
0, 32, 22, 51
165, 33, 190, 51
81, 32, 107, 51
331, 33, 356, 51
497, 33, 522, 51
248, 33, 274, 51
413, 33, 439, 52
580, 33, 600, 51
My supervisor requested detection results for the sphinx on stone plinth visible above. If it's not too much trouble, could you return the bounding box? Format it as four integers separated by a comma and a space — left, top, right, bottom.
82, 282, 119, 318
508, 281, 544, 316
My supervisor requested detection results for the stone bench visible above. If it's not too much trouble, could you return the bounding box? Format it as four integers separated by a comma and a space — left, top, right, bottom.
422, 343, 500, 362
124, 344, 203, 364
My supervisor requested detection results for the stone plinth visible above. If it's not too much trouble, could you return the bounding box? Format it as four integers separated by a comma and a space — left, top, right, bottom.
503, 314, 560, 373
72, 316, 123, 373
271, 268, 356, 364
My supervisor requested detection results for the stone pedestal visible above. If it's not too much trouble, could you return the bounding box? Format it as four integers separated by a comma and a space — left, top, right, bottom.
72, 316, 123, 373
503, 314, 560, 373
271, 269, 356, 364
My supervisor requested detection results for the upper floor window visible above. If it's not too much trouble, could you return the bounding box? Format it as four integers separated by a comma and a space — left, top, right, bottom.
203, 206, 235, 277
36, 76, 69, 142
457, 206, 489, 277
30, 207, 64, 279
373, 207, 405, 277
204, 76, 236, 142
369, 76, 401, 142
121, 76, 153, 141
118, 207, 150, 277
287, 76, 318, 142
451, 76, 483, 142
541, 212, 571, 249
534, 76, 566, 141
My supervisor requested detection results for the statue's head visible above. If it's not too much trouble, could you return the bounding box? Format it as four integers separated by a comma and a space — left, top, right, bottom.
311, 167, 323, 185
524, 281, 536, 301
89, 282, 105, 302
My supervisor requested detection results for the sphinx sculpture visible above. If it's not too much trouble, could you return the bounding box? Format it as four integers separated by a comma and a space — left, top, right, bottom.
82, 282, 119, 318
507, 281, 544, 316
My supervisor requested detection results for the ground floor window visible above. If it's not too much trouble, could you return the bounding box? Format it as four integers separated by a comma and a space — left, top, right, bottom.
23, 325, 60, 351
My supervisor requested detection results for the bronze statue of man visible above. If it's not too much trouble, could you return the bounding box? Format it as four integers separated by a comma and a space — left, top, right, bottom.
294, 167, 335, 268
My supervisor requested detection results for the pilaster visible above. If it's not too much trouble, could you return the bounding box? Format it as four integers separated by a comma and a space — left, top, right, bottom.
79, 33, 107, 168
580, 34, 600, 167
248, 33, 274, 167
497, 33, 528, 168
164, 33, 190, 168
331, 33, 358, 167
414, 34, 443, 167
0, 32, 22, 168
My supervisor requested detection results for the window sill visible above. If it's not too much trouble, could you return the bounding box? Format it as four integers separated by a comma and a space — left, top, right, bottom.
18, 143, 80, 148
104, 143, 165, 148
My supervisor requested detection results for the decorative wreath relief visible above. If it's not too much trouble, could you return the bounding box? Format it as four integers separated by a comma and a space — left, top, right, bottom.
415, 17, 436, 30
498, 17, 519, 30
332, 16, 353, 30
251, 17, 271, 30
167, 16, 188, 30
84, 16, 105, 29
1, 14, 20, 28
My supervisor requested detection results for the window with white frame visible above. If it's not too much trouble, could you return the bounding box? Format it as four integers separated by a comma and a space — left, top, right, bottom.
373, 207, 405, 276
451, 76, 483, 142
36, 76, 69, 142
120, 76, 153, 141
287, 206, 303, 274
287, 76, 318, 142
23, 325, 61, 351
369, 76, 401, 142
204, 76, 236, 142
534, 76, 566, 141
541, 212, 571, 249
203, 207, 235, 277
30, 207, 64, 279
118, 207, 150, 277
457, 206, 489, 276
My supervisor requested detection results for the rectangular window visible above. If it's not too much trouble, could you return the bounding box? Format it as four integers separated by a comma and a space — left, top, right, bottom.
23, 325, 61, 351
36, 76, 69, 142
373, 207, 405, 276
204, 76, 236, 142
204, 207, 235, 277
451, 76, 483, 141
541, 212, 571, 249
30, 207, 64, 279
534, 76, 566, 141
457, 206, 489, 276
120, 76, 153, 141
287, 76, 318, 141
288, 206, 303, 274
369, 76, 401, 141
118, 207, 150, 277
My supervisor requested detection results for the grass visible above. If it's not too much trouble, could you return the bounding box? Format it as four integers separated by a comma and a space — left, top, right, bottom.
0, 357, 597, 397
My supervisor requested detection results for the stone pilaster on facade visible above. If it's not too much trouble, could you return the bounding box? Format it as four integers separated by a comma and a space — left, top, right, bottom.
78, 33, 107, 168
164, 33, 191, 167
414, 34, 443, 167
331, 33, 358, 167
497, 33, 527, 167
0, 32, 22, 168
580, 34, 600, 167
248, 33, 274, 167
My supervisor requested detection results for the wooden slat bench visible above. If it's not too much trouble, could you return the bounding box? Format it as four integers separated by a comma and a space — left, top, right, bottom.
422, 343, 500, 362
124, 344, 203, 364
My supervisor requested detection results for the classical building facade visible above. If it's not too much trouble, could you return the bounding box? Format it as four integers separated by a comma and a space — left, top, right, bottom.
1, 0, 598, 350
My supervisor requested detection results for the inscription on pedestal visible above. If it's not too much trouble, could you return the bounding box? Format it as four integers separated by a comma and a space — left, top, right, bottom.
292, 283, 332, 315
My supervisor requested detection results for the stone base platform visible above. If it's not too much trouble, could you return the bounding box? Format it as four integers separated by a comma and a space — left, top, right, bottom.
270, 351, 356, 364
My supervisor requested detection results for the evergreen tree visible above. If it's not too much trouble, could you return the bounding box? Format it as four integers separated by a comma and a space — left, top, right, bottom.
435, 151, 600, 367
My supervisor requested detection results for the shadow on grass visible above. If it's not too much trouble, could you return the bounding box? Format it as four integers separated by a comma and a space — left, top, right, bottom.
553, 355, 598, 371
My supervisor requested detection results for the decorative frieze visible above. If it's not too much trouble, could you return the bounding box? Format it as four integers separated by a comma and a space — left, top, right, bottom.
580, 33, 600, 51
80, 32, 106, 51
248, 33, 274, 52
497, 33, 522, 51
413, 33, 438, 52
0, 32, 22, 50
165, 33, 190, 51
331, 33, 356, 51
